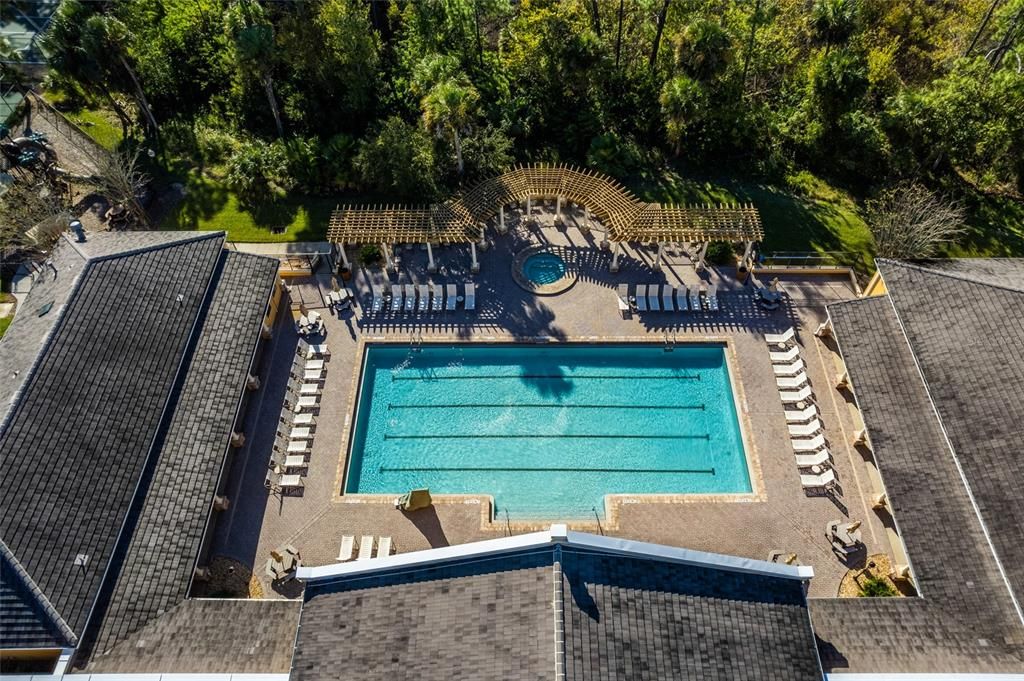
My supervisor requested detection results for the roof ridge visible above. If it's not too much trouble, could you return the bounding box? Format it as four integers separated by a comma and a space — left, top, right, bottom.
87, 232, 226, 265
878, 258, 1024, 295
0, 539, 77, 645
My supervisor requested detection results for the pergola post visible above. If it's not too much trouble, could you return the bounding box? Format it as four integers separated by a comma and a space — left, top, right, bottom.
337, 243, 350, 269
653, 242, 664, 271
498, 205, 507, 234
741, 240, 754, 268
610, 242, 621, 273
426, 242, 437, 273
555, 196, 563, 224
382, 243, 395, 271
470, 241, 480, 273
694, 242, 709, 272
526, 197, 532, 222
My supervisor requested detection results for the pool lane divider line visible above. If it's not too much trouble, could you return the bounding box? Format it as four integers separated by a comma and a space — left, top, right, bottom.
379, 465, 716, 475
387, 403, 706, 410
382, 433, 712, 440
391, 374, 701, 381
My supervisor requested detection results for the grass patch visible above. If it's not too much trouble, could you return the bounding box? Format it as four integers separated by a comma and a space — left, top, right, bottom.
159, 171, 336, 242
41, 91, 123, 151
0, 316, 12, 340
627, 166, 876, 272
941, 191, 1024, 258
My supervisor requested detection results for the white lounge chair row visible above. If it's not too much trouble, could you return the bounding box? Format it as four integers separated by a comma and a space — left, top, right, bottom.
766, 328, 838, 491
337, 534, 394, 562
271, 342, 332, 489
370, 283, 475, 314
619, 283, 719, 313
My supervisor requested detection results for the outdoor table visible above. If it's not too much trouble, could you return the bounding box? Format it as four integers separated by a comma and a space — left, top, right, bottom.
834, 524, 862, 547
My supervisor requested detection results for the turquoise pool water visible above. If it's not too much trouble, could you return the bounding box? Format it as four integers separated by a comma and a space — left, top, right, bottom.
346, 344, 751, 519
522, 252, 567, 285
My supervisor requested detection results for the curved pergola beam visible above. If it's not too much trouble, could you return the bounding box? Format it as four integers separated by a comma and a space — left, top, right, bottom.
327, 164, 763, 272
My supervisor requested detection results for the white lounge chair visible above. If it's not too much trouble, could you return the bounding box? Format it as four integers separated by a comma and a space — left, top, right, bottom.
769, 346, 800, 363
785, 405, 817, 423
446, 284, 458, 310
292, 412, 316, 426
376, 536, 392, 557
647, 285, 661, 311
337, 535, 355, 562
279, 474, 303, 490
676, 287, 689, 311
792, 434, 827, 452
304, 342, 329, 359
774, 359, 805, 377
689, 287, 701, 311
431, 283, 443, 311
293, 395, 319, 412
390, 285, 403, 312
404, 284, 416, 312
302, 368, 323, 382
779, 386, 813, 404
661, 285, 675, 311
788, 419, 822, 437
636, 285, 648, 311
464, 283, 476, 311
800, 468, 837, 490
357, 535, 374, 560
290, 426, 312, 440
305, 359, 325, 372
617, 284, 632, 315
795, 449, 830, 467
371, 285, 384, 313
706, 284, 719, 311
418, 284, 429, 311
287, 439, 310, 453
295, 382, 321, 396
765, 328, 795, 345
283, 454, 308, 468
777, 372, 809, 389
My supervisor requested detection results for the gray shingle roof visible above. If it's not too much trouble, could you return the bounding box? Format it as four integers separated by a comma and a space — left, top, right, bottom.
292, 547, 820, 681
83, 251, 279, 661
814, 293, 1024, 673
879, 258, 1024, 603
75, 598, 301, 674
0, 541, 73, 649
0, 232, 226, 640
560, 547, 820, 680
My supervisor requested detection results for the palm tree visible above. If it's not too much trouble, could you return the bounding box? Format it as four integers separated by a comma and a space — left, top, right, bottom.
659, 75, 705, 156
39, 0, 133, 135
811, 0, 858, 54
421, 78, 479, 175
225, 0, 284, 138
81, 15, 159, 135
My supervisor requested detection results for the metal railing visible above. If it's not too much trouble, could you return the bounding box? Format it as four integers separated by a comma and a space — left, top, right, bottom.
759, 251, 857, 268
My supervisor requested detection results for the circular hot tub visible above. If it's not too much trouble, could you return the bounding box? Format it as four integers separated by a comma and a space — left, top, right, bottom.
522, 252, 567, 285
512, 246, 577, 294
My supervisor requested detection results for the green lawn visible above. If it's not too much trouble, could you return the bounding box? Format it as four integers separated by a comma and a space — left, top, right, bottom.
627, 167, 876, 272
0, 316, 12, 340
41, 91, 123, 151
941, 191, 1024, 258
159, 172, 336, 242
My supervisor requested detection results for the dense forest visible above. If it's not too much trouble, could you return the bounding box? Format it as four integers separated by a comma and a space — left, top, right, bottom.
14, 0, 1024, 257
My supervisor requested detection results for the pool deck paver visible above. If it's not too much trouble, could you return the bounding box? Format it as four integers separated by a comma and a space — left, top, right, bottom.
211, 206, 892, 600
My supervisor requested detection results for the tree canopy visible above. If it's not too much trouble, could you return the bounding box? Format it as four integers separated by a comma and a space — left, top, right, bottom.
36, 0, 1024, 206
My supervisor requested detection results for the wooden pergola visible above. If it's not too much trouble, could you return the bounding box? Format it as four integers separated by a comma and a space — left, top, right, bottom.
328, 164, 763, 272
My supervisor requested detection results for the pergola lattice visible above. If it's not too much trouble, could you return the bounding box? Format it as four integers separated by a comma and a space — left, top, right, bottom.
328, 164, 763, 272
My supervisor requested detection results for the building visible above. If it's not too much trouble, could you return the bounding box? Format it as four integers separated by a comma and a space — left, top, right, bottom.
0, 232, 298, 675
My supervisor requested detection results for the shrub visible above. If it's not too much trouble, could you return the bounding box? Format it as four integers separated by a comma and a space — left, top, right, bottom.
858, 576, 897, 598
359, 244, 382, 266
706, 241, 738, 265
225, 140, 295, 209
195, 123, 241, 166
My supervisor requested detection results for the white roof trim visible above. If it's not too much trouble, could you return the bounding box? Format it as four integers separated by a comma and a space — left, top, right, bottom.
296, 525, 812, 582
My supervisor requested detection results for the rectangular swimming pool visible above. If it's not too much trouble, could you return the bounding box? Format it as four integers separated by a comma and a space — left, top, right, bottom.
345, 343, 751, 520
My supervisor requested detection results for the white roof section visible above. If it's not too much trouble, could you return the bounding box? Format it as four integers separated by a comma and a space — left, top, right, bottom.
297, 524, 814, 582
